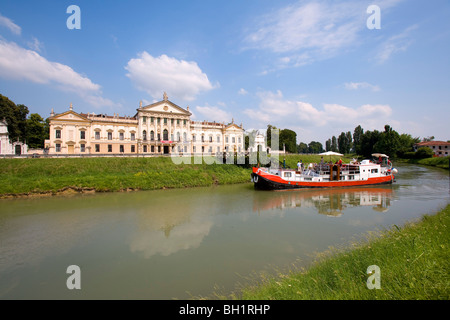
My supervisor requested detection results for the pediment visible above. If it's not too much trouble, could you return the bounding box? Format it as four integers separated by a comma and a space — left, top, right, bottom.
51, 111, 90, 122
225, 123, 243, 131
139, 100, 191, 116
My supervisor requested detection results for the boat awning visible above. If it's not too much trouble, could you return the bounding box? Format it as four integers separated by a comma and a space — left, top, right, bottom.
372, 153, 389, 158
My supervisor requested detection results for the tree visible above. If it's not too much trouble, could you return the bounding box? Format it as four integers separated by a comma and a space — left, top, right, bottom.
338, 132, 350, 154
297, 142, 308, 154
26, 113, 47, 149
331, 136, 337, 152
397, 133, 420, 158
360, 130, 381, 158
353, 125, 364, 155
0, 94, 29, 142
346, 131, 353, 153
280, 129, 297, 153
325, 138, 331, 152
308, 141, 323, 154
374, 125, 400, 157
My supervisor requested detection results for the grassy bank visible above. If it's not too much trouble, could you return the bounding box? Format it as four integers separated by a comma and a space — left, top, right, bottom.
397, 156, 450, 170
237, 204, 450, 300
0, 157, 252, 197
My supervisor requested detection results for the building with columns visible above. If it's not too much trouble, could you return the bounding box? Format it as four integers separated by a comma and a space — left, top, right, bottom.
44, 93, 245, 155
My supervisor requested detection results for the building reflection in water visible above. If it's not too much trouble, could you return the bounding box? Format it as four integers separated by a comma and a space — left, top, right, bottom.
252, 186, 394, 217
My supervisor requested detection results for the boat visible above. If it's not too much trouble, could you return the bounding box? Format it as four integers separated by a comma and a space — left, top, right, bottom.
251, 153, 398, 190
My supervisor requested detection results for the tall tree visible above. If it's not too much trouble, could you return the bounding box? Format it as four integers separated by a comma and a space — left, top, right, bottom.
26, 113, 47, 149
0, 94, 29, 142
331, 136, 337, 152
325, 138, 331, 152
308, 141, 323, 154
353, 125, 364, 155
297, 142, 308, 154
280, 129, 297, 153
374, 125, 400, 157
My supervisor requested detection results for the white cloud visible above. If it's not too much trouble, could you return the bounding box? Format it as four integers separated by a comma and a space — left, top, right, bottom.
344, 82, 380, 92
243, 90, 393, 141
244, 1, 364, 68
194, 104, 232, 123
125, 52, 217, 101
238, 88, 248, 95
375, 25, 418, 64
0, 13, 21, 35
0, 39, 115, 107
26, 37, 43, 52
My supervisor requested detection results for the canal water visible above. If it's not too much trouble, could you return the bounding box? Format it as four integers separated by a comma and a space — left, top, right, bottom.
0, 163, 448, 299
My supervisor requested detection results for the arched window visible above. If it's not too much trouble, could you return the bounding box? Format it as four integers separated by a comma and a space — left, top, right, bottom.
183, 132, 187, 142
143, 130, 147, 141
150, 130, 154, 141
163, 129, 169, 141
177, 132, 181, 142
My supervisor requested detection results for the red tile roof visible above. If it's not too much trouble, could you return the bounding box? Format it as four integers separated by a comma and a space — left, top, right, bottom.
415, 141, 450, 146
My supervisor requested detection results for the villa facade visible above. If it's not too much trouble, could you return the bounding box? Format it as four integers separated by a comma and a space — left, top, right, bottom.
44, 93, 245, 156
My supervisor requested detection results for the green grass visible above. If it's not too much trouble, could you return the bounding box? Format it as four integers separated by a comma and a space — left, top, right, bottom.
0, 157, 252, 196
235, 204, 450, 300
397, 156, 450, 170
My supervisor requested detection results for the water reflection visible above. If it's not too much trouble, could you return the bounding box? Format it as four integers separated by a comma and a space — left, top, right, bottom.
252, 186, 394, 217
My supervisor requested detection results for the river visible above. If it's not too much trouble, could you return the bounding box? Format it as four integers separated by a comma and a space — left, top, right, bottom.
0, 163, 448, 299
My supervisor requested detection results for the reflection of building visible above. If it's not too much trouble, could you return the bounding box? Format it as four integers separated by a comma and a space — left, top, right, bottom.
414, 141, 450, 157
44, 93, 245, 155
0, 119, 28, 155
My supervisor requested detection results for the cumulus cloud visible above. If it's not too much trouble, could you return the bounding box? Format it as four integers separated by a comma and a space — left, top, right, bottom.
125, 52, 217, 101
0, 39, 115, 107
243, 90, 393, 137
0, 13, 21, 35
238, 88, 248, 95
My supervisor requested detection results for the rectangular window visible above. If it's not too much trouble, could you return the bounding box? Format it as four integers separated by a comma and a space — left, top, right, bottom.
151, 146, 155, 153
151, 117, 154, 124
80, 131, 86, 140
108, 132, 112, 140
95, 131, 100, 140
80, 144, 85, 152
226, 137, 229, 143
177, 119, 180, 125
119, 132, 124, 141
55, 143, 61, 152
143, 145, 147, 153
171, 119, 174, 125
193, 146, 196, 153
131, 145, 135, 153
217, 136, 220, 143
232, 137, 236, 143
120, 145, 124, 153
95, 144, 100, 152
164, 118, 167, 124
131, 133, 135, 141
142, 116, 147, 123
157, 118, 160, 124
183, 119, 186, 126
108, 145, 112, 152
55, 130, 61, 139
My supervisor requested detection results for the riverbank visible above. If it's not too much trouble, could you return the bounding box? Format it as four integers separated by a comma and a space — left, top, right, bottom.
0, 157, 252, 198
236, 204, 450, 300
396, 156, 450, 170
0, 154, 351, 198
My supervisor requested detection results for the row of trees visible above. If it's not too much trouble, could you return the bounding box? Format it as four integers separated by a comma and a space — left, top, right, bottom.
0, 94, 49, 149
321, 124, 423, 158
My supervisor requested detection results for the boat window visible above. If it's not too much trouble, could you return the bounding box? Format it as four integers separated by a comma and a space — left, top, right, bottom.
371, 169, 378, 174
284, 172, 292, 178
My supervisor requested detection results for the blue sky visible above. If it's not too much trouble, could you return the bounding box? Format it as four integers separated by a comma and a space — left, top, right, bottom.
1, 0, 449, 144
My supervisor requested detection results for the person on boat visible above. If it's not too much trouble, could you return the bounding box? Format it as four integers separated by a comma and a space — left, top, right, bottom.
338, 158, 343, 166
283, 158, 286, 169
297, 161, 302, 172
